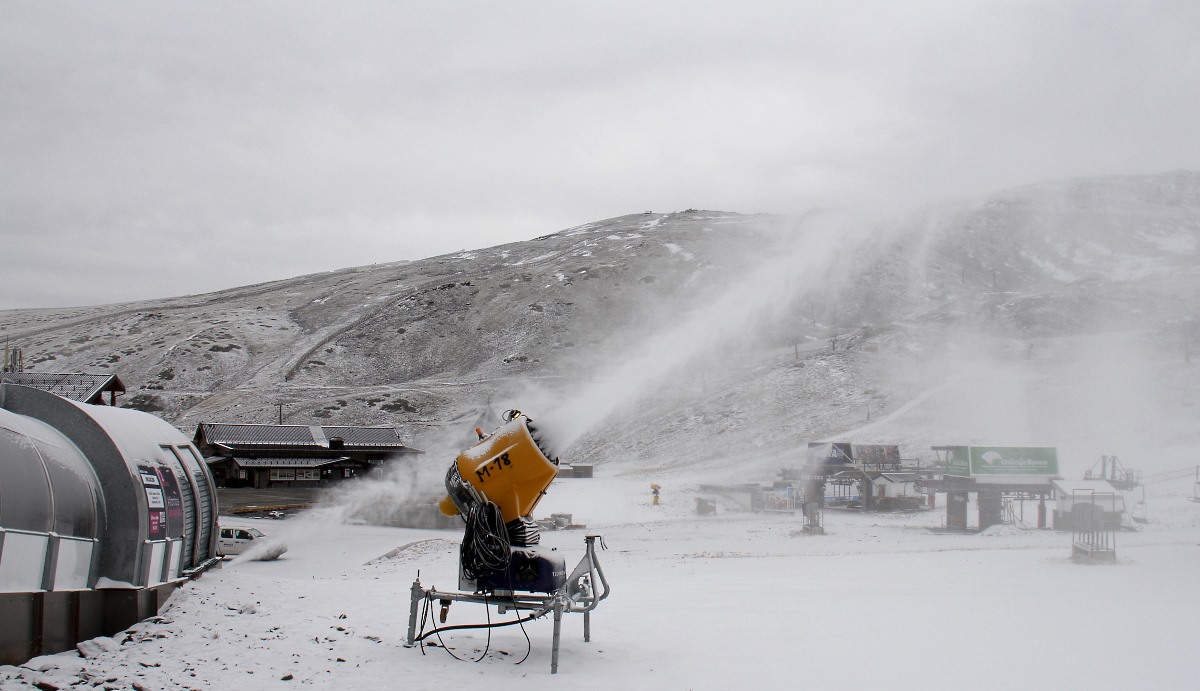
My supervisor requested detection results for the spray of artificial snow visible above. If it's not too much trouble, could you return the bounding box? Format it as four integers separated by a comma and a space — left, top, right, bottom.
537, 210, 884, 452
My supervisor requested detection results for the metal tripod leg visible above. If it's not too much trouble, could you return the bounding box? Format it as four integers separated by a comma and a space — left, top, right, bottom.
551, 598, 563, 674
405, 578, 423, 646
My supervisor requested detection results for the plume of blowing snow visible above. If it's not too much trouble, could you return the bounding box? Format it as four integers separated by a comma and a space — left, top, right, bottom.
538, 211, 887, 451
310, 455, 449, 528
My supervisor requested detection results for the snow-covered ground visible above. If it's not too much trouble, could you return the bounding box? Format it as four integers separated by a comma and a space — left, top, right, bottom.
3, 476, 1198, 690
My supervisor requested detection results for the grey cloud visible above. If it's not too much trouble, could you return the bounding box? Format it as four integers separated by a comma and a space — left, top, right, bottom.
2, 1, 1199, 307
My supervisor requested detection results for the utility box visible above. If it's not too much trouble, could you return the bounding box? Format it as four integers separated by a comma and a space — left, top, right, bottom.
978, 490, 1004, 529
462, 546, 567, 594
946, 491, 969, 530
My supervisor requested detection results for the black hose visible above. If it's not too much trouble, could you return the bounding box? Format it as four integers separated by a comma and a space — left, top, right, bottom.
460, 500, 510, 582
412, 609, 546, 643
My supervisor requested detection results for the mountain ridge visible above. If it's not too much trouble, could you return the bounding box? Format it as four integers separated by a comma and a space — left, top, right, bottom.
3, 173, 1198, 478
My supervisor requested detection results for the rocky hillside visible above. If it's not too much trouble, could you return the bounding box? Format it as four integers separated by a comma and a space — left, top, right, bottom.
3, 171, 1199, 478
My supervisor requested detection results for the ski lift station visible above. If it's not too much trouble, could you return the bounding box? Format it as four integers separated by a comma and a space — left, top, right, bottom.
0, 383, 220, 664
789, 442, 924, 512
1050, 479, 1126, 530
920, 446, 1059, 531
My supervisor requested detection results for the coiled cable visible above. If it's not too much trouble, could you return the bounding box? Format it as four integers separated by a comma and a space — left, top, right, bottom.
460, 499, 511, 582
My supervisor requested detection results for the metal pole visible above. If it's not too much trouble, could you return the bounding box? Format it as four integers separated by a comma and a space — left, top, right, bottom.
405, 578, 423, 646
551, 598, 564, 674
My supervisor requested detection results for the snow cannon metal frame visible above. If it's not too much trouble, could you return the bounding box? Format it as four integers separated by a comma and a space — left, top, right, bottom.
406, 410, 611, 674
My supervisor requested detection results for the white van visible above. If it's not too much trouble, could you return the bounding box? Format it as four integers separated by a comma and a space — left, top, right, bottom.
218, 525, 266, 555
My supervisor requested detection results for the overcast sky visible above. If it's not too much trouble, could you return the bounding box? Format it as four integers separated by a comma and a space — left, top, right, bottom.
2, 1, 1198, 309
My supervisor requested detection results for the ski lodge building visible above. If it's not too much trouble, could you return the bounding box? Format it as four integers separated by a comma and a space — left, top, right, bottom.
194, 422, 423, 488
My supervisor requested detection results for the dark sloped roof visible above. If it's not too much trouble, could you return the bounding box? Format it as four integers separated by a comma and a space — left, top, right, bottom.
854, 444, 901, 465
197, 423, 417, 450
202, 423, 324, 447
320, 425, 411, 447
211, 456, 350, 469
0, 371, 126, 403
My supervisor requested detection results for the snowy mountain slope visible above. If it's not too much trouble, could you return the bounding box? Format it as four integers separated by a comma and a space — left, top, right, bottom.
1, 172, 1198, 477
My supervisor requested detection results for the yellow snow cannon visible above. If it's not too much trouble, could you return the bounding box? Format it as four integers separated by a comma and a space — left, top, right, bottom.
408, 409, 610, 673
438, 410, 559, 529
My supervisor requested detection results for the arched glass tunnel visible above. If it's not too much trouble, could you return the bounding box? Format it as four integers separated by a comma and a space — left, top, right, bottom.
0, 383, 220, 663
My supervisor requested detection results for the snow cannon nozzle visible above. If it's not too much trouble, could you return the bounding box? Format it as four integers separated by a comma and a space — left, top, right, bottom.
437, 409, 562, 523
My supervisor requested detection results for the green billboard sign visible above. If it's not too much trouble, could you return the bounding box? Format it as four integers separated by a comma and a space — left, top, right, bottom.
968, 447, 1058, 476
943, 446, 970, 477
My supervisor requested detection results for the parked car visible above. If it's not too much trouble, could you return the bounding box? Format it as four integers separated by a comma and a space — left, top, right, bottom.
218, 525, 267, 555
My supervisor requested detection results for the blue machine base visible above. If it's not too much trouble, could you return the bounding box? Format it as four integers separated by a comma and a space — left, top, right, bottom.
462, 546, 567, 593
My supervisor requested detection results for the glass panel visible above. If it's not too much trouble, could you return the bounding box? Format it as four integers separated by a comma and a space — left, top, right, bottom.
0, 532, 48, 592
40, 439, 100, 538
166, 539, 182, 580
144, 542, 167, 586
0, 427, 52, 532
53, 538, 94, 590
